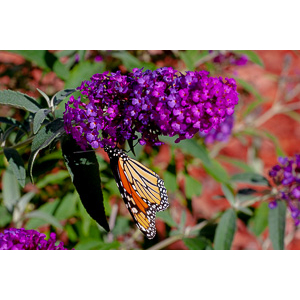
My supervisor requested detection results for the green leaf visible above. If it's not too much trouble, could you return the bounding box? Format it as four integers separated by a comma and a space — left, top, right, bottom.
219, 155, 255, 172
0, 116, 28, 132
28, 118, 65, 182
268, 201, 286, 250
163, 171, 177, 192
33, 109, 51, 134
238, 207, 253, 216
0, 206, 12, 227
156, 210, 178, 228
234, 50, 264, 67
64, 61, 105, 89
183, 237, 209, 250
221, 183, 235, 206
2, 169, 21, 211
0, 90, 40, 113
214, 209, 237, 250
55, 192, 78, 221
61, 134, 110, 232
74, 240, 120, 250
179, 50, 208, 71
25, 210, 63, 229
184, 174, 202, 199
250, 202, 269, 236
4, 148, 26, 187
36, 170, 70, 189
203, 159, 229, 184
111, 51, 156, 71
231, 172, 270, 187
9, 50, 69, 80
51, 88, 76, 107
37, 88, 50, 104
112, 217, 131, 236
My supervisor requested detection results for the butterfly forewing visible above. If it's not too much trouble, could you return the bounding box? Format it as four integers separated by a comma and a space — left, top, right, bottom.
104, 146, 169, 239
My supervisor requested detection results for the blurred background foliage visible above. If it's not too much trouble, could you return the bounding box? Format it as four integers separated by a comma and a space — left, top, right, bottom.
1, 50, 300, 250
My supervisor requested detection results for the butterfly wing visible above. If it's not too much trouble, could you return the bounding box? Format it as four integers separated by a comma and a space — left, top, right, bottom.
106, 146, 169, 239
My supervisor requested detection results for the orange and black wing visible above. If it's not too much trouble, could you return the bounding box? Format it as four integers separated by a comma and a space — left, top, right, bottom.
105, 146, 169, 239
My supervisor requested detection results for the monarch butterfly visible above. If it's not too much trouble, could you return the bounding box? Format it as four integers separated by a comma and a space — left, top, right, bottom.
104, 145, 169, 239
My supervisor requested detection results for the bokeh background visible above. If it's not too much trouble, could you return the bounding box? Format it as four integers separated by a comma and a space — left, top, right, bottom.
1, 50, 300, 250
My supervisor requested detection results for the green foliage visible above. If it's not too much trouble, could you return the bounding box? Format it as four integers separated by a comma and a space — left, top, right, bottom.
214, 209, 237, 250
0, 50, 296, 250
268, 201, 286, 250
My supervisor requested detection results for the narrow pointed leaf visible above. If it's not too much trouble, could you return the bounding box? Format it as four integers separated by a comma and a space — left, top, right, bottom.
61, 134, 110, 232
214, 208, 237, 250
28, 118, 65, 182
0, 116, 27, 132
25, 210, 63, 229
183, 237, 209, 250
33, 109, 51, 134
268, 201, 286, 250
0, 90, 40, 113
4, 148, 26, 187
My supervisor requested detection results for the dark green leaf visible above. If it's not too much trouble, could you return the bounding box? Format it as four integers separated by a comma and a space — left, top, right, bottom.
28, 118, 65, 182
183, 237, 209, 250
2, 169, 21, 211
268, 201, 286, 250
25, 210, 63, 229
0, 90, 40, 113
203, 159, 229, 184
33, 109, 51, 134
51, 88, 76, 107
4, 148, 26, 187
185, 174, 202, 199
234, 50, 264, 67
214, 209, 237, 250
231, 172, 270, 187
0, 116, 27, 132
61, 134, 110, 232
64, 61, 105, 89
250, 202, 269, 236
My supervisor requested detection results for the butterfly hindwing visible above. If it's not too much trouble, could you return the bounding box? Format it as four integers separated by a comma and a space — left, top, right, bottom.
104, 145, 169, 239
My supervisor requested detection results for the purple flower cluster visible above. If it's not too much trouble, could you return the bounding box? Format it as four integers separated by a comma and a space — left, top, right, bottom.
269, 155, 300, 225
0, 228, 68, 250
213, 52, 248, 66
64, 67, 239, 149
200, 114, 234, 144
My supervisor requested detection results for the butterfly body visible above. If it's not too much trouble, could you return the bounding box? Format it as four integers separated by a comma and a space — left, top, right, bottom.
104, 145, 169, 239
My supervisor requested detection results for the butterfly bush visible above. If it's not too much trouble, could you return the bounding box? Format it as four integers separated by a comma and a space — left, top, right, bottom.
0, 228, 68, 250
64, 67, 239, 149
213, 52, 248, 66
269, 155, 300, 225
200, 114, 234, 144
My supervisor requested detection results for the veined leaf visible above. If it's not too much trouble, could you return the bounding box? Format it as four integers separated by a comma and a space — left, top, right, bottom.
51, 88, 76, 107
33, 109, 51, 134
0, 90, 40, 113
214, 209, 237, 250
